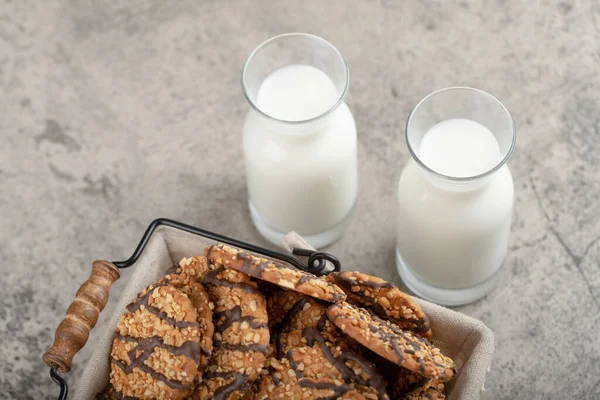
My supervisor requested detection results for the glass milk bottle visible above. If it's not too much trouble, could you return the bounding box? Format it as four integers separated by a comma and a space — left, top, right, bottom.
241, 33, 357, 248
396, 87, 516, 306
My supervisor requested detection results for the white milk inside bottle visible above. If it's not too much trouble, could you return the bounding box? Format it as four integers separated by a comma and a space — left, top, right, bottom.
396, 117, 514, 305
243, 64, 357, 248
256, 65, 337, 121
419, 119, 502, 178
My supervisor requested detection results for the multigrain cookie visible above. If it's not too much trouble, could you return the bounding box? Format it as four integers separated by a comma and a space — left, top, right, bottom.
388, 367, 442, 399
327, 271, 432, 339
171, 256, 211, 278
266, 288, 363, 361
267, 288, 330, 331
257, 327, 389, 400
326, 302, 454, 382
173, 277, 214, 373
95, 385, 118, 400
400, 381, 446, 400
190, 263, 269, 399
206, 244, 346, 303
110, 283, 202, 399
138, 272, 215, 376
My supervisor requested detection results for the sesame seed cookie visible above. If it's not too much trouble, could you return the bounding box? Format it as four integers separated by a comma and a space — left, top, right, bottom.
110, 283, 202, 399
326, 302, 454, 382
206, 244, 346, 303
257, 327, 389, 400
326, 271, 432, 339
190, 262, 269, 400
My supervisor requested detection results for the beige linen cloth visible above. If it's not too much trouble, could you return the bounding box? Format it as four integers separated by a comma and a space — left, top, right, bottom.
75, 227, 494, 399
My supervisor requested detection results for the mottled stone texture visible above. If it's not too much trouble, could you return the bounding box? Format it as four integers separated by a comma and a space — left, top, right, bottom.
0, 0, 599, 399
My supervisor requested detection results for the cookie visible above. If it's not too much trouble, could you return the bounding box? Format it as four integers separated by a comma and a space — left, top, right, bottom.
267, 288, 329, 331
193, 347, 266, 399
401, 381, 446, 400
140, 272, 215, 376
190, 263, 270, 400
268, 289, 345, 361
326, 302, 454, 382
327, 271, 431, 339
257, 327, 389, 400
388, 367, 442, 399
110, 283, 202, 399
171, 256, 211, 278
173, 277, 214, 373
95, 385, 117, 399
206, 244, 346, 303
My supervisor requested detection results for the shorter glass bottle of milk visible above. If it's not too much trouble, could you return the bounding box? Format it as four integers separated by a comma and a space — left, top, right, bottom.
396, 87, 516, 306
241, 33, 357, 248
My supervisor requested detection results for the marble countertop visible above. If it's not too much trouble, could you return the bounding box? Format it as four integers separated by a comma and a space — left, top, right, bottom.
2, 1, 599, 399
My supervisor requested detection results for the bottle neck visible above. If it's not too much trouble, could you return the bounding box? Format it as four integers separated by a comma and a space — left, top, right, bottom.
256, 108, 335, 139
415, 161, 496, 192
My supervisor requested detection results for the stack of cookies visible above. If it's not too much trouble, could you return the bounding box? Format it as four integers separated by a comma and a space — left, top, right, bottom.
98, 244, 455, 400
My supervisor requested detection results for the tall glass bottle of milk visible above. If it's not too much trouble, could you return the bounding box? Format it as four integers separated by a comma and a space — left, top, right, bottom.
241, 33, 357, 248
396, 87, 516, 306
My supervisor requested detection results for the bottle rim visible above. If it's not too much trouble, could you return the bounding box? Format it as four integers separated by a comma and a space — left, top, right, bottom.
406, 86, 517, 182
241, 33, 349, 125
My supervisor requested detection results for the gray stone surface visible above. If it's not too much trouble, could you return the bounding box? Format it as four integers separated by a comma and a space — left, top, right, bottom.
1, 0, 599, 398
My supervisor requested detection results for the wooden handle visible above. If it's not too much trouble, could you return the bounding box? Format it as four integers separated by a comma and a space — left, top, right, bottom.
43, 260, 120, 373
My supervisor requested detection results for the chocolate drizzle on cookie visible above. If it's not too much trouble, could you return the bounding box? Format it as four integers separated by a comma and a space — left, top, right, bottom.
366, 312, 438, 377
285, 327, 389, 399
332, 273, 396, 290
213, 305, 268, 333
298, 379, 349, 400
279, 297, 310, 328
205, 371, 250, 400
272, 296, 310, 359
302, 327, 350, 378
340, 350, 387, 393
126, 284, 201, 330
371, 304, 430, 333
114, 333, 201, 363
297, 273, 316, 285
219, 245, 297, 274
203, 267, 263, 295
218, 342, 270, 353
316, 314, 329, 331
328, 303, 453, 381
330, 272, 430, 334
224, 248, 299, 278
210, 305, 270, 353
110, 334, 199, 390
286, 348, 304, 378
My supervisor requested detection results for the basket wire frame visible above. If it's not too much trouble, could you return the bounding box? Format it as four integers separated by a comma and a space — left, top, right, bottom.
49, 218, 341, 399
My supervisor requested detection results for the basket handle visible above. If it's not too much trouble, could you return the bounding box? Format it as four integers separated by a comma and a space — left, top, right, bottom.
43, 260, 120, 373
